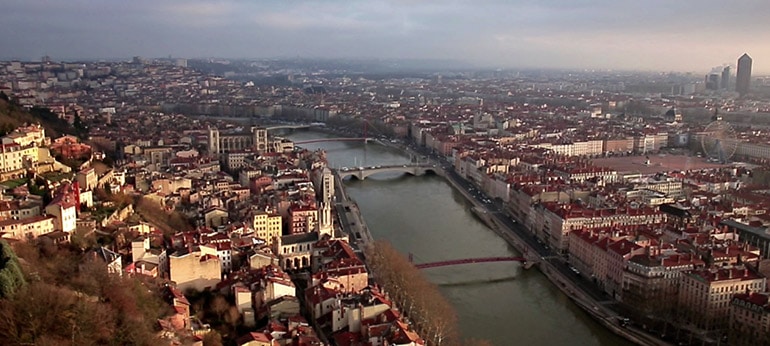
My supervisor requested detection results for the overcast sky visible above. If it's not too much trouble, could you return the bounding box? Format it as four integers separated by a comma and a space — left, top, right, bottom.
3, 0, 769, 73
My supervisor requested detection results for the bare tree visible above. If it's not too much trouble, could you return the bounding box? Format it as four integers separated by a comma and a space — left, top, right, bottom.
365, 240, 461, 346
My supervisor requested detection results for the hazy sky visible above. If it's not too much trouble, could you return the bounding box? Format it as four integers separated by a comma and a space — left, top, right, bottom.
3, 0, 769, 73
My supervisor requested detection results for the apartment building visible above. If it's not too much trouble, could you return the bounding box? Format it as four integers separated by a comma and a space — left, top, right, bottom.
252, 211, 283, 246
0, 215, 55, 240
678, 267, 766, 331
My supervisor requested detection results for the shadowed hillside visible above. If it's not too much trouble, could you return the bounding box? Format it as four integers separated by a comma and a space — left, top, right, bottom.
0, 95, 85, 138
0, 240, 171, 345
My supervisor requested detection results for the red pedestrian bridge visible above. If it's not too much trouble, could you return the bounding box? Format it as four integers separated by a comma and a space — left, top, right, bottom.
413, 256, 528, 269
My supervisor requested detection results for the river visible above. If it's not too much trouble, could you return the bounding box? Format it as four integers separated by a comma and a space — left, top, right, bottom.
287, 130, 630, 346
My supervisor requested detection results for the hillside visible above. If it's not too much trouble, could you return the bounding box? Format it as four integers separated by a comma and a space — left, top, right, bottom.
0, 240, 171, 345
0, 95, 85, 139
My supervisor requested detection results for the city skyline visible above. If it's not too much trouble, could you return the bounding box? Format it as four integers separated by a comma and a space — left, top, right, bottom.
2, 0, 770, 74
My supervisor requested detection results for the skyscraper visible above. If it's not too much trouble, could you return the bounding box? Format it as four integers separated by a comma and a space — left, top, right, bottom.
720, 66, 730, 90
736, 53, 752, 96
705, 73, 720, 90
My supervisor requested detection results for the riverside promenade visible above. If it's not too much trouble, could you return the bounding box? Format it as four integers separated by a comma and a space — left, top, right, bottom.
396, 144, 671, 346
332, 171, 375, 251
321, 136, 669, 345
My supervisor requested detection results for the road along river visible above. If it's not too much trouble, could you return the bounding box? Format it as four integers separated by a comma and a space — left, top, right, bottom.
288, 130, 630, 346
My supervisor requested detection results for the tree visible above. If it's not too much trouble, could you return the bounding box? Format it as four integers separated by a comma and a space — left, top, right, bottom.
73, 111, 86, 138
208, 294, 230, 323
364, 240, 461, 346
0, 242, 167, 345
223, 306, 241, 328
0, 240, 26, 298
202, 331, 223, 346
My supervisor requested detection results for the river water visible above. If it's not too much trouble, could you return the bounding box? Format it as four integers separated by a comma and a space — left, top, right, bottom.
287, 130, 630, 346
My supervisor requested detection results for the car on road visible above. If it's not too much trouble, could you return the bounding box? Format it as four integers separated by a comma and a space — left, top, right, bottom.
618, 317, 630, 327
569, 266, 580, 275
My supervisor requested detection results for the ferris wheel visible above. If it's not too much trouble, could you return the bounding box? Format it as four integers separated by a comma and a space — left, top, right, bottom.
701, 119, 738, 163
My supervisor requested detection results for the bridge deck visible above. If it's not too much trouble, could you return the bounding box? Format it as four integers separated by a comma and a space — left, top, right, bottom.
414, 256, 527, 269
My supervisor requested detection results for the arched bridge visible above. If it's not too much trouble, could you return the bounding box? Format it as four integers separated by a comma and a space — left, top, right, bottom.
334, 164, 439, 180
266, 124, 312, 131
414, 256, 528, 269
295, 137, 371, 145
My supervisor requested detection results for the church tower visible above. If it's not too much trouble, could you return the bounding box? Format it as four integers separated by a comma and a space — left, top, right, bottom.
208, 127, 220, 156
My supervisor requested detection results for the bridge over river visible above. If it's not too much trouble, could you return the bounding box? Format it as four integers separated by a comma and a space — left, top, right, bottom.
413, 256, 532, 269
333, 163, 440, 180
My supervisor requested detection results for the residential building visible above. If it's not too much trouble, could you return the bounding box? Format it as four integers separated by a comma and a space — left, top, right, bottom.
252, 211, 283, 246
678, 267, 766, 331
729, 292, 770, 345
45, 186, 78, 233
169, 249, 221, 292
0, 215, 55, 240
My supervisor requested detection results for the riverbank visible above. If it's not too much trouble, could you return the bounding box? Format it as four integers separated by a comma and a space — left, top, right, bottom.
326, 137, 661, 344
282, 129, 637, 345
396, 146, 670, 346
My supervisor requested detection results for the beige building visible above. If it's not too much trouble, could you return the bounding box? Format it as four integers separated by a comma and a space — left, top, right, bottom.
603, 138, 634, 154
734, 141, 770, 161
537, 203, 665, 253
249, 248, 279, 269
204, 207, 229, 228
76, 167, 98, 191
622, 250, 704, 318
151, 177, 192, 195
169, 249, 221, 292
252, 211, 283, 246
0, 198, 42, 221
224, 150, 254, 171
2, 124, 47, 147
0, 215, 55, 240
45, 191, 78, 233
729, 292, 770, 346
678, 267, 766, 331
0, 142, 38, 178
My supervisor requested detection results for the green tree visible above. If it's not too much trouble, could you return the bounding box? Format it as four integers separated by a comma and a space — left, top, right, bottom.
0, 239, 26, 297
73, 111, 87, 138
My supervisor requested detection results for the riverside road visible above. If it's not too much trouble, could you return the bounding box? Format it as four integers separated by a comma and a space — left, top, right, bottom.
405, 144, 670, 346
289, 130, 634, 346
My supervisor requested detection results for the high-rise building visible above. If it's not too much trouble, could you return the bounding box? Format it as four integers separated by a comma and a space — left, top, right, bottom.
736, 53, 752, 96
720, 66, 730, 90
705, 73, 721, 90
